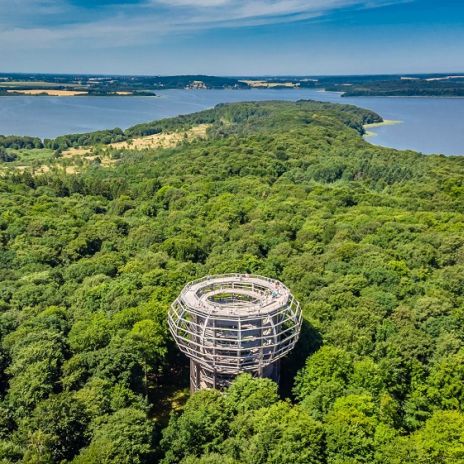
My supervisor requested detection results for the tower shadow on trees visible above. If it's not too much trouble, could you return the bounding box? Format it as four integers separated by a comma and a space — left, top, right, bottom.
280, 319, 322, 399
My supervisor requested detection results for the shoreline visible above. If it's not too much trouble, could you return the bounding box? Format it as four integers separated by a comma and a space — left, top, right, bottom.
363, 119, 402, 138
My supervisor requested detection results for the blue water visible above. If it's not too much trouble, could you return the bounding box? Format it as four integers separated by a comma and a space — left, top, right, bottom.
0, 88, 463, 155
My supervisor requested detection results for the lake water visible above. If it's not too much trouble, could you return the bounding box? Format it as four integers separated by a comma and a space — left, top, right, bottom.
0, 88, 463, 155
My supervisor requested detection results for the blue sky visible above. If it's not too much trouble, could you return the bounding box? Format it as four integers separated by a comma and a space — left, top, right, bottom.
1, 0, 463, 75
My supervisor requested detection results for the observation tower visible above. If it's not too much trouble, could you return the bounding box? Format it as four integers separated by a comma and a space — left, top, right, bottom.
168, 274, 302, 391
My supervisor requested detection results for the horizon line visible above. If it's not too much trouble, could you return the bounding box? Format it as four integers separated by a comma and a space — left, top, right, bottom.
1, 71, 464, 78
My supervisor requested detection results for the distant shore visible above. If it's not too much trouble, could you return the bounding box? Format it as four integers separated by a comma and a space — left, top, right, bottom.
2, 89, 157, 97
343, 94, 464, 99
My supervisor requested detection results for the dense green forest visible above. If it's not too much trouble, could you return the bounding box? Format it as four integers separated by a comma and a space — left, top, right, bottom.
325, 78, 464, 97
0, 100, 463, 463
0, 136, 43, 150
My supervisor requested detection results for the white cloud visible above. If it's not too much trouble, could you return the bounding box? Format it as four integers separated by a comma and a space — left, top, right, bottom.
153, 0, 405, 22
154, 0, 359, 25
156, 0, 230, 6
0, 0, 408, 49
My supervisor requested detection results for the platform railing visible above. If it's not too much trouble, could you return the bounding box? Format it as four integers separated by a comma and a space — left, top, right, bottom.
169, 274, 302, 387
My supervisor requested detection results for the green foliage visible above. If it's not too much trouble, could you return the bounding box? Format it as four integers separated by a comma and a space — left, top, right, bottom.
0, 101, 463, 462
0, 149, 18, 163
224, 374, 279, 414
226, 401, 325, 464
19, 393, 89, 462
160, 389, 229, 464
182, 454, 239, 464
72, 408, 153, 464
293, 346, 353, 418
0, 135, 43, 150
326, 78, 464, 97
160, 375, 325, 464
325, 394, 386, 464
162, 375, 325, 464
427, 349, 464, 410
44, 128, 126, 151
4, 307, 68, 416
411, 410, 464, 463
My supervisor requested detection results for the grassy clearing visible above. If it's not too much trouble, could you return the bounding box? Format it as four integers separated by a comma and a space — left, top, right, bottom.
0, 148, 55, 175
7, 147, 55, 164
6, 89, 88, 96
1, 123, 210, 176
110, 123, 210, 150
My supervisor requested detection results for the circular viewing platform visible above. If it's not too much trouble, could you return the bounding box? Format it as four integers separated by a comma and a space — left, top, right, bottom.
168, 274, 302, 391
179, 274, 292, 317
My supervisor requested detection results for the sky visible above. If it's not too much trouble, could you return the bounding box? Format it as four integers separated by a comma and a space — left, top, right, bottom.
0, 0, 463, 75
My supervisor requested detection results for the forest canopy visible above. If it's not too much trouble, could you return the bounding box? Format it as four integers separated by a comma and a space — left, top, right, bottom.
0, 100, 463, 463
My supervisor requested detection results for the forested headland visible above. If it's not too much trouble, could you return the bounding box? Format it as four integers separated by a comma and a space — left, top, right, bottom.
325, 77, 464, 97
0, 100, 463, 463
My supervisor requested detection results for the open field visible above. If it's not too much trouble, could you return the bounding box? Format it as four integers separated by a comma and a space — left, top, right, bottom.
0, 147, 56, 175
6, 89, 88, 96
109, 123, 210, 150
1, 123, 213, 176
62, 124, 210, 160
62, 147, 93, 158
0, 147, 109, 176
